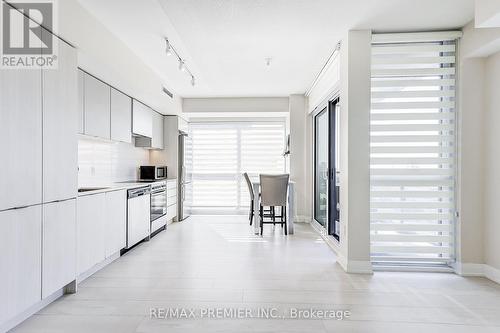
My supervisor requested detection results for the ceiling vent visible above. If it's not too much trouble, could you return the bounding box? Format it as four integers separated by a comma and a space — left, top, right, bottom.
162, 86, 173, 99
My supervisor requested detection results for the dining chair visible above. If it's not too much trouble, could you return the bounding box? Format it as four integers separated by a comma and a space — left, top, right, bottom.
243, 172, 254, 225
259, 174, 289, 235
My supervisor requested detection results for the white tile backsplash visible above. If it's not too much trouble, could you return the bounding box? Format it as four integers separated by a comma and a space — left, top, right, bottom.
78, 137, 149, 187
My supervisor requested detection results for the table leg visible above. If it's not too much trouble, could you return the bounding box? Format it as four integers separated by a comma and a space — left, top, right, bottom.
287, 183, 295, 235
253, 183, 260, 235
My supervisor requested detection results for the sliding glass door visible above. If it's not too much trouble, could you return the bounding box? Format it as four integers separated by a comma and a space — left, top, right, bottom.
314, 99, 340, 240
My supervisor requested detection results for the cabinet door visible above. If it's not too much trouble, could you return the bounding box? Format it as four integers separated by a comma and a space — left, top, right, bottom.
77, 70, 85, 134
42, 31, 78, 203
0, 62, 42, 211
132, 100, 152, 138
178, 117, 189, 133
152, 111, 164, 149
110, 88, 132, 143
105, 190, 127, 257
84, 74, 110, 139
0, 206, 42, 324
42, 199, 76, 298
77, 194, 106, 275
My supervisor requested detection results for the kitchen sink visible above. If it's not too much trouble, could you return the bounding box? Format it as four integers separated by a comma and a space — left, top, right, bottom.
78, 187, 110, 193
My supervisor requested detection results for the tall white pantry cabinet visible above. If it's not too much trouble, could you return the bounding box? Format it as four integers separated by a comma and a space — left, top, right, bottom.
0, 27, 78, 331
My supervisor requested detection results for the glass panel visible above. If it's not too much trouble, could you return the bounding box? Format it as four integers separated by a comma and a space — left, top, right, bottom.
314, 109, 329, 226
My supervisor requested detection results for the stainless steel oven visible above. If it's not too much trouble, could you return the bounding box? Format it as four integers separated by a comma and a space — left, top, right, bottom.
150, 181, 167, 222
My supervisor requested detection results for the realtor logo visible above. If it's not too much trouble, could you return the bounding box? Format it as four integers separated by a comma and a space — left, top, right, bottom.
1, 0, 58, 69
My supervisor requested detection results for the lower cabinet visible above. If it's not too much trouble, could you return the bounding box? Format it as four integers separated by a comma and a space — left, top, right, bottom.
104, 190, 127, 258
42, 199, 76, 298
0, 206, 42, 326
77, 190, 127, 276
77, 194, 106, 275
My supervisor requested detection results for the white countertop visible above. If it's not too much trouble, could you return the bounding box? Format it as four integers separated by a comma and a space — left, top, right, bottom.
77, 178, 177, 197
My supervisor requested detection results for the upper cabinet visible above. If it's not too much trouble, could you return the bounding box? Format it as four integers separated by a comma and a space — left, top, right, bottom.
152, 111, 164, 149
110, 88, 132, 143
135, 109, 164, 150
42, 31, 78, 203
84, 74, 111, 139
0, 30, 42, 211
178, 116, 189, 134
77, 71, 163, 149
132, 100, 153, 138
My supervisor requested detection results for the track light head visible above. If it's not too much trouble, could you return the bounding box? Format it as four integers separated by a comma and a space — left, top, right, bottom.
179, 59, 185, 71
165, 39, 172, 56
191, 76, 195, 86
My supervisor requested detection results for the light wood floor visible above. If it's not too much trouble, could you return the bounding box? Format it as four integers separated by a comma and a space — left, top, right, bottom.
12, 215, 500, 332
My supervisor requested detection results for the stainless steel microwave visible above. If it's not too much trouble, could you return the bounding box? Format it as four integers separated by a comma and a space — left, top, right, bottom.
139, 166, 167, 180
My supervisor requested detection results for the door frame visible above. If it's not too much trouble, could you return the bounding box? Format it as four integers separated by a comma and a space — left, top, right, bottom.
312, 96, 341, 241
313, 107, 329, 228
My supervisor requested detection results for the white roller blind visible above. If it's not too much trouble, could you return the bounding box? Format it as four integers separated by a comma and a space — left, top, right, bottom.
370, 33, 457, 266
189, 121, 285, 214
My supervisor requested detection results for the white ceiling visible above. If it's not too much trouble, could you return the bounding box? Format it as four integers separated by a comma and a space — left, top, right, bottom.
78, 0, 474, 98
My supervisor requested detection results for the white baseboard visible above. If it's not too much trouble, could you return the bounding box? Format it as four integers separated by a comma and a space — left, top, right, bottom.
294, 215, 311, 223
1, 287, 64, 333
484, 265, 500, 284
454, 262, 500, 284
344, 260, 373, 274
309, 219, 372, 274
77, 251, 121, 283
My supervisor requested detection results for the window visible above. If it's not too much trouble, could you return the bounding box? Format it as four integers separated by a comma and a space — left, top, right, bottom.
189, 121, 286, 214
370, 33, 458, 267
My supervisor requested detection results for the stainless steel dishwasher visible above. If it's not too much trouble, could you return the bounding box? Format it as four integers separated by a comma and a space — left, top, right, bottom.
126, 186, 151, 249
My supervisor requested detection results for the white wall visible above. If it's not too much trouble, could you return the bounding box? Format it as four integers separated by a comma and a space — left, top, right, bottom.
57, 0, 181, 115
457, 57, 485, 266
289, 95, 310, 221
183, 97, 289, 113
456, 21, 500, 283
307, 50, 340, 113
306, 30, 372, 273
339, 30, 372, 273
77, 137, 149, 187
483, 51, 500, 272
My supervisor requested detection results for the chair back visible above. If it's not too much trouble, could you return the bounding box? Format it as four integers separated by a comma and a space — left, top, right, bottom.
260, 174, 289, 206
243, 172, 255, 200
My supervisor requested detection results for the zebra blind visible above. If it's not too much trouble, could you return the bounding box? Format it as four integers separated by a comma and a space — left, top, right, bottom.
189, 121, 285, 214
370, 33, 458, 266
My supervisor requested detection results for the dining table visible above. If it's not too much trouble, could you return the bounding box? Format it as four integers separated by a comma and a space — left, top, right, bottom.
251, 179, 295, 235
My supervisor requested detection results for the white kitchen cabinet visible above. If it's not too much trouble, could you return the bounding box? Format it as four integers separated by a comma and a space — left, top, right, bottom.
77, 194, 106, 275
132, 100, 152, 138
77, 70, 85, 134
0, 206, 42, 325
166, 180, 177, 222
84, 74, 111, 139
111, 88, 132, 143
152, 111, 164, 149
42, 31, 78, 203
135, 109, 163, 149
42, 199, 76, 298
0, 56, 42, 211
104, 190, 127, 258
178, 116, 189, 134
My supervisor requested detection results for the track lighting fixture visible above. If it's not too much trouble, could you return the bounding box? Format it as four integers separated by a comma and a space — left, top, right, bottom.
164, 37, 195, 87
165, 39, 172, 56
